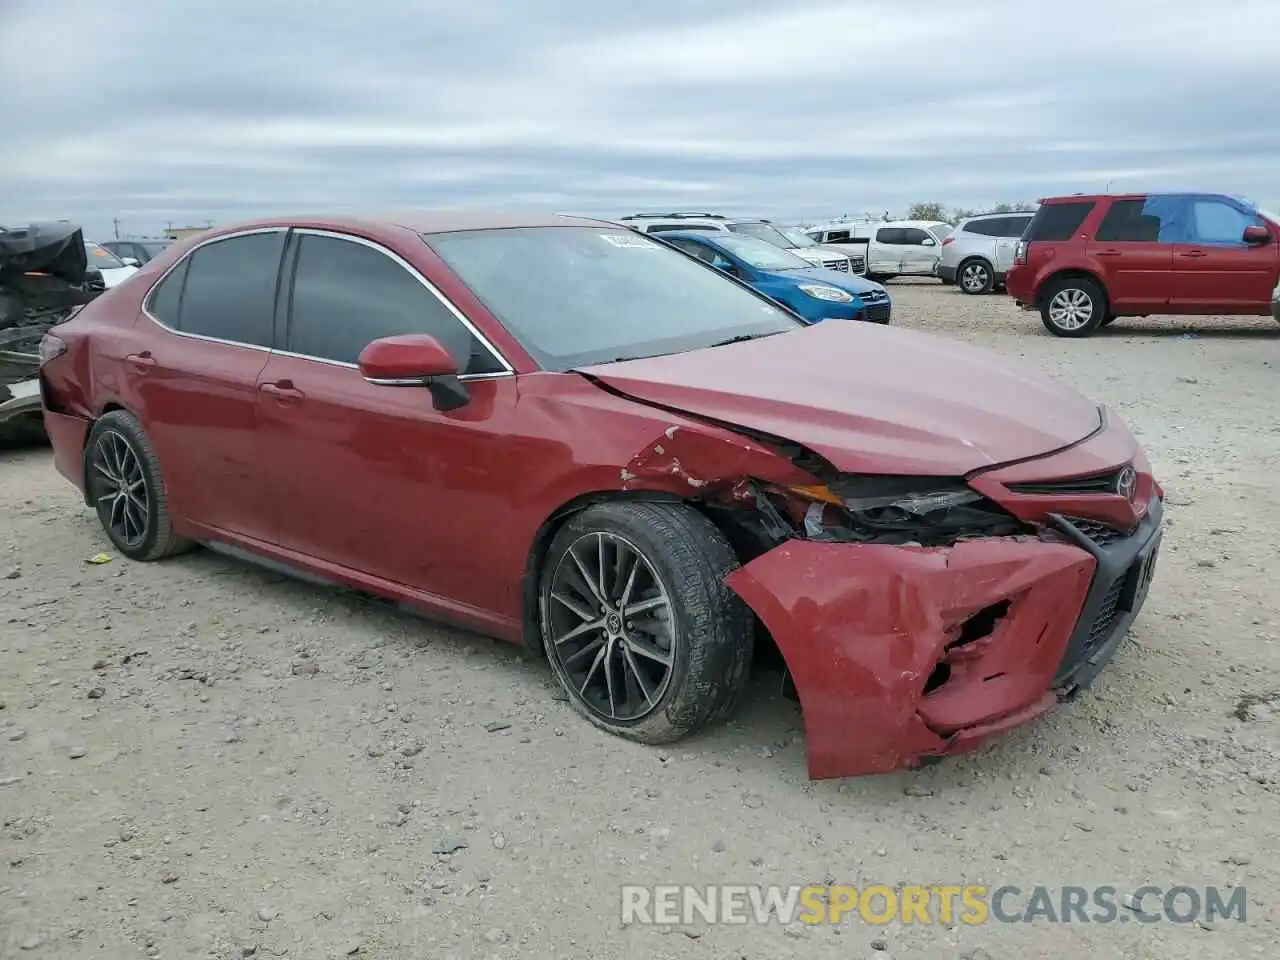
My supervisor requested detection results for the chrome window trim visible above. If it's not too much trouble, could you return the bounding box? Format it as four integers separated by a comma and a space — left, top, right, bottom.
138, 226, 515, 380
290, 227, 514, 376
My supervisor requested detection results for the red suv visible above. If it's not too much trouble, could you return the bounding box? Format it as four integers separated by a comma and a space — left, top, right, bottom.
1005, 193, 1280, 337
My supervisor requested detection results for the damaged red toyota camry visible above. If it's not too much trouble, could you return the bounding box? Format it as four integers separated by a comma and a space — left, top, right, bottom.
38, 213, 1163, 778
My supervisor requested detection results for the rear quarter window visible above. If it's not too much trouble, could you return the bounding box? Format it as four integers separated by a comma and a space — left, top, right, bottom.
1024, 202, 1095, 241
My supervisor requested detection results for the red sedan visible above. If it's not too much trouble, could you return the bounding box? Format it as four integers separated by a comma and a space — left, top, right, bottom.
37, 212, 1164, 778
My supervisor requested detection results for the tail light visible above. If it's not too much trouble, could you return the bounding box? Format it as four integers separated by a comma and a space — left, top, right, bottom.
941, 236, 954, 246
39, 333, 67, 365
1014, 240, 1028, 265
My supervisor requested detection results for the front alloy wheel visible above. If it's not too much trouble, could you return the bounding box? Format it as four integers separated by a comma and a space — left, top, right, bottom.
539, 501, 753, 744
546, 531, 675, 722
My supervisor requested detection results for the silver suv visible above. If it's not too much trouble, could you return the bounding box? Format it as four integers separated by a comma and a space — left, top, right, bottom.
937, 211, 1036, 295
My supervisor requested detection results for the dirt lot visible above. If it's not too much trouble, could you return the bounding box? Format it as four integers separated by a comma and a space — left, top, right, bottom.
2, 284, 1278, 959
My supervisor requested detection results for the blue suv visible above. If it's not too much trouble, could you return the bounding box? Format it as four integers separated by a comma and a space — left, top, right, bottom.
657, 230, 892, 324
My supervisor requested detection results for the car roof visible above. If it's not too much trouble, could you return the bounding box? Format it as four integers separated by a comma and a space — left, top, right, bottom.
185, 211, 619, 240
1036, 191, 1253, 205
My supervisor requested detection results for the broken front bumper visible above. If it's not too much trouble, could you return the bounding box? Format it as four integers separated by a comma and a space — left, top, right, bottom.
725, 497, 1163, 778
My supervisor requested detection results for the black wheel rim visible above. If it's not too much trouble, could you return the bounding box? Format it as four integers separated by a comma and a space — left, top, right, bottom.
546, 532, 676, 722
88, 430, 150, 549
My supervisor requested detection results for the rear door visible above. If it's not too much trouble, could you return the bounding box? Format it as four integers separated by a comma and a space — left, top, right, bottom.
1085, 198, 1175, 312
254, 229, 514, 604
1172, 196, 1279, 313
133, 230, 286, 541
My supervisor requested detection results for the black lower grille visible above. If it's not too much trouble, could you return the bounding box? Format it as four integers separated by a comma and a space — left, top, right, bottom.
863, 303, 891, 323
1065, 516, 1126, 546
1086, 576, 1125, 651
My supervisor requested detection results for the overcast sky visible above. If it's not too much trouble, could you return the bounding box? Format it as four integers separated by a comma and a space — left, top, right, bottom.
1, 0, 1277, 239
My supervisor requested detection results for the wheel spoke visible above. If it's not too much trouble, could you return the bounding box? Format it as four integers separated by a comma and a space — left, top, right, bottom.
603, 641, 619, 717
596, 533, 611, 601
620, 643, 656, 706
568, 544, 607, 607
624, 595, 667, 618
578, 644, 608, 695
551, 590, 596, 624
562, 636, 604, 667
625, 634, 672, 667
554, 617, 605, 647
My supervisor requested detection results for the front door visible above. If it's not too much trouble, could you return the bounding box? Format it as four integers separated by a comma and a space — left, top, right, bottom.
254, 229, 515, 610
899, 227, 940, 275
1084, 198, 1174, 312
129, 230, 285, 541
1171, 196, 1280, 313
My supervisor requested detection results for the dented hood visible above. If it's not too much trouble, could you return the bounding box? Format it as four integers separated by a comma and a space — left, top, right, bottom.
581, 321, 1101, 475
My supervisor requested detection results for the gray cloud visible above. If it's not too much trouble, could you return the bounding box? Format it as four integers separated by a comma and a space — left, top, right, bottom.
2, 0, 1278, 239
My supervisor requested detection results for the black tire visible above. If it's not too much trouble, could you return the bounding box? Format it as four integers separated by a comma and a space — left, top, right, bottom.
1100, 314, 1118, 327
958, 258, 994, 295
538, 501, 753, 744
84, 410, 193, 561
1040, 275, 1107, 338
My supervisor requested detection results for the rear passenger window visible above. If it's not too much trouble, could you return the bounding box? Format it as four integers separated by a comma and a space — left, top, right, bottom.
287, 233, 504, 375
145, 258, 189, 327
825, 230, 851, 242
876, 228, 904, 244
1025, 202, 1094, 241
176, 232, 285, 346
1095, 200, 1164, 242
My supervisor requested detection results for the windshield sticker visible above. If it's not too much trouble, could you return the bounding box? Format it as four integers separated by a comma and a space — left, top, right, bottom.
599, 233, 655, 249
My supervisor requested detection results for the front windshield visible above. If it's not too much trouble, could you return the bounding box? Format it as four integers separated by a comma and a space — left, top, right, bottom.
426, 227, 804, 370
779, 227, 818, 247
85, 242, 127, 269
715, 234, 812, 271
726, 221, 797, 248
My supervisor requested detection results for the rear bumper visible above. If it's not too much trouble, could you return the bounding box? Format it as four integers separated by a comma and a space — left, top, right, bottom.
725, 498, 1162, 779
1271, 294, 1279, 322
936, 264, 957, 283
43, 407, 90, 495
1004, 265, 1035, 304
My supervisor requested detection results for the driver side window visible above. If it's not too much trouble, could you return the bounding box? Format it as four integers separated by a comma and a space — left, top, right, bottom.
286, 233, 505, 375
1189, 201, 1259, 245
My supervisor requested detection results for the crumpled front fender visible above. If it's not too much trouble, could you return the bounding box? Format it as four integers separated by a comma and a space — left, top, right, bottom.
725, 537, 1094, 778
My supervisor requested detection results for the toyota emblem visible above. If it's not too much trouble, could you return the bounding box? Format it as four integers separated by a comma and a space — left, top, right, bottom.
1115, 465, 1137, 502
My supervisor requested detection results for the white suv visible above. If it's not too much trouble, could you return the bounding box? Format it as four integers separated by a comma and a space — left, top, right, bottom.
619, 213, 858, 274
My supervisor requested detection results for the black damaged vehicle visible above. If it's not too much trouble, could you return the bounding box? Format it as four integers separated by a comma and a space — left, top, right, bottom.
0, 222, 103, 444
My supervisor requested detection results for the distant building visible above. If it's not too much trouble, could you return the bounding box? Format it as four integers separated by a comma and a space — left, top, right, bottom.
163, 226, 210, 241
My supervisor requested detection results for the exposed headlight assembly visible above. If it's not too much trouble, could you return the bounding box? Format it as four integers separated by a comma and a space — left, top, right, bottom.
797, 284, 854, 303
780, 475, 1024, 545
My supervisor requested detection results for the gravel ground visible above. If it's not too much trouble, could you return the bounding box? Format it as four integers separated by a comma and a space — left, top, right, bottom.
1, 283, 1278, 959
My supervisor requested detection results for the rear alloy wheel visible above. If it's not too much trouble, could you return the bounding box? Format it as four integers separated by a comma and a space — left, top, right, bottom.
540, 501, 752, 744
1040, 276, 1107, 338
84, 410, 192, 561
958, 259, 994, 295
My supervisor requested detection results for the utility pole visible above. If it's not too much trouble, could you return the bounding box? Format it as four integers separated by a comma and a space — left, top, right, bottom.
112, 217, 120, 240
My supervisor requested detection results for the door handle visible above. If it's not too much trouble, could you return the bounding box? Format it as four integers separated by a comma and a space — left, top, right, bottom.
1095, 249, 1121, 257
126, 351, 156, 371
260, 380, 305, 403
1179, 249, 1207, 258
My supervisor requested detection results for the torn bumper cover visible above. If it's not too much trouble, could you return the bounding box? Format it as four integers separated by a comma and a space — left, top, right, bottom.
726, 497, 1163, 778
